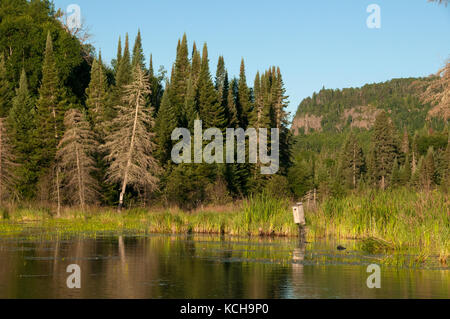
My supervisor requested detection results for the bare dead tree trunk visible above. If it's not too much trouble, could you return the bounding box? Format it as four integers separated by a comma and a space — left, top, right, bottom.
118, 92, 141, 212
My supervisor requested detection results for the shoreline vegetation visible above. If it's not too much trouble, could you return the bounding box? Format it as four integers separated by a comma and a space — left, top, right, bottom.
0, 188, 448, 266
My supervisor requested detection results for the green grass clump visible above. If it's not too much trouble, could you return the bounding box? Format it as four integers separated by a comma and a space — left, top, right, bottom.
307, 188, 449, 264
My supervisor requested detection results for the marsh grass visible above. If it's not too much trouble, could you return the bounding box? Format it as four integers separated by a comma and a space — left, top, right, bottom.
0, 188, 447, 265
307, 188, 449, 265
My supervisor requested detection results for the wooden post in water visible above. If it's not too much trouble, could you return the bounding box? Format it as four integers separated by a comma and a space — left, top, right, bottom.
293, 202, 306, 243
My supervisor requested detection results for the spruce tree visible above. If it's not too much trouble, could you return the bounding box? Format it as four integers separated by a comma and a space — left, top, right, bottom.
170, 34, 190, 126
102, 66, 160, 211
85, 54, 109, 133
372, 111, 399, 190
113, 33, 132, 106
7, 69, 36, 198
190, 42, 202, 86
56, 109, 99, 209
184, 77, 198, 132
131, 30, 146, 73
112, 36, 122, 74
155, 83, 178, 165
215, 56, 227, 105
226, 78, 239, 128
237, 59, 252, 128
271, 67, 292, 174
197, 43, 226, 130
400, 154, 412, 185
35, 32, 66, 214
148, 54, 164, 115
249, 71, 271, 130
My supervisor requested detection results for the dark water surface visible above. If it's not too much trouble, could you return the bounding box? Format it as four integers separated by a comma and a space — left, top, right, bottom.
0, 233, 448, 298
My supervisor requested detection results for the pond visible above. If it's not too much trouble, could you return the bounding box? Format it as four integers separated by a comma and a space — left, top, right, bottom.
0, 233, 448, 298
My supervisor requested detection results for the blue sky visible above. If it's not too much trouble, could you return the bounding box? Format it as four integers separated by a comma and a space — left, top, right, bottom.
53, 0, 450, 118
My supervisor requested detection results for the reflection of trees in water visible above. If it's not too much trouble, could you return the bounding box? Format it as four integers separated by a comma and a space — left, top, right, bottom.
0, 236, 448, 298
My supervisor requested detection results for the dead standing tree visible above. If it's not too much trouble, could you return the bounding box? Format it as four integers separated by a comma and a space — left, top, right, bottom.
56, 109, 99, 210
102, 66, 161, 211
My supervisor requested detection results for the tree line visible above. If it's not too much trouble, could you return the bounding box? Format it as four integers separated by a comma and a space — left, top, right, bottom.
0, 1, 292, 212
289, 112, 449, 200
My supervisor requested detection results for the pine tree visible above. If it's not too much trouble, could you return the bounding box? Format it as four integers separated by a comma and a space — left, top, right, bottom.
372, 111, 399, 190
0, 118, 17, 205
0, 55, 13, 117
56, 109, 99, 209
7, 69, 36, 198
102, 66, 160, 211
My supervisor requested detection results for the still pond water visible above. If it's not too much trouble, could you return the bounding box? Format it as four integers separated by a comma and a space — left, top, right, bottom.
0, 232, 448, 298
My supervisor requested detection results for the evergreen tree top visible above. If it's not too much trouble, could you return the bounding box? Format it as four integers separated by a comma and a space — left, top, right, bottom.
116, 36, 122, 64
18, 68, 29, 93
239, 58, 247, 84
149, 54, 154, 76
132, 29, 145, 71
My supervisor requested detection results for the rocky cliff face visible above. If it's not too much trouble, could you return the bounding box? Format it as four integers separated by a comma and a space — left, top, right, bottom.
292, 106, 383, 135
291, 77, 446, 135
291, 114, 322, 135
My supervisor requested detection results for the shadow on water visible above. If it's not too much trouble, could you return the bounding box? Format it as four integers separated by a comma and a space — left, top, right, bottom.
0, 232, 448, 299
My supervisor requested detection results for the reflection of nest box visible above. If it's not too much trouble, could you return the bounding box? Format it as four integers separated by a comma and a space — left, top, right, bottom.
292, 202, 306, 226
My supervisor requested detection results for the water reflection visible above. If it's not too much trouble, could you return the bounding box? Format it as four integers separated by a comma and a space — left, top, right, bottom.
0, 234, 448, 299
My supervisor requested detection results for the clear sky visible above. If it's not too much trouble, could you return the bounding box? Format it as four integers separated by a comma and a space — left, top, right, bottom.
53, 0, 450, 118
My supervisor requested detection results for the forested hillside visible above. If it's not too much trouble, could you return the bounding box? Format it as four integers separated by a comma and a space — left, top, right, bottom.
289, 64, 449, 200
292, 77, 447, 135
